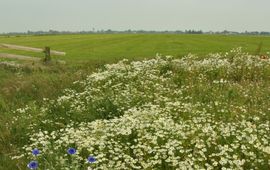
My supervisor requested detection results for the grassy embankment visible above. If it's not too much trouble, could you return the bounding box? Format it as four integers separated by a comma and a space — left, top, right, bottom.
0, 34, 270, 169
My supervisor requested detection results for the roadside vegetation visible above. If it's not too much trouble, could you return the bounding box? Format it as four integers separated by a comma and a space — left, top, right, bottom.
0, 34, 270, 169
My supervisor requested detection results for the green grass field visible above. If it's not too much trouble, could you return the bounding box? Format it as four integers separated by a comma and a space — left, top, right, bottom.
1, 34, 270, 108
1, 34, 270, 62
0, 34, 270, 169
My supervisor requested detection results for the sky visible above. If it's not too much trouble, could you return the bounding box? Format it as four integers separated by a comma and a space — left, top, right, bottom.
0, 0, 269, 33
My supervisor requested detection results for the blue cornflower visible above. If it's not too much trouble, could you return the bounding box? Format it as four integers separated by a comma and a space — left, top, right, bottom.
27, 161, 38, 169
67, 147, 76, 155
87, 156, 96, 163
32, 148, 40, 156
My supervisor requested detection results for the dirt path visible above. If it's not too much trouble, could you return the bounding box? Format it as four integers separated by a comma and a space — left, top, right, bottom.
0, 44, 66, 56
0, 53, 41, 61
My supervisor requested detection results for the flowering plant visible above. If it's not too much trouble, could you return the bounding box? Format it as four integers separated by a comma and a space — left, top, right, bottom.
12, 49, 270, 169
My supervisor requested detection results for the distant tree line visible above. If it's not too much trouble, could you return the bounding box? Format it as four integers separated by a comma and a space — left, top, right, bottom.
1, 29, 270, 36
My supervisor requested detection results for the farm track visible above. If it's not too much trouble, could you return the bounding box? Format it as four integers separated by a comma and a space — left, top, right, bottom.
0, 53, 40, 61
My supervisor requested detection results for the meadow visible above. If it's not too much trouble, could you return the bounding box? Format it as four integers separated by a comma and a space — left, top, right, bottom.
0, 34, 270, 169
1, 34, 270, 61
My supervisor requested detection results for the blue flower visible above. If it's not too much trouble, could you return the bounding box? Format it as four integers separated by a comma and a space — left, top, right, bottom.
32, 148, 40, 156
67, 147, 76, 155
27, 161, 38, 169
87, 156, 96, 163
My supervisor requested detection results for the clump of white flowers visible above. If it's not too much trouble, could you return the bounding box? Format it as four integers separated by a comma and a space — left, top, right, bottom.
13, 48, 270, 169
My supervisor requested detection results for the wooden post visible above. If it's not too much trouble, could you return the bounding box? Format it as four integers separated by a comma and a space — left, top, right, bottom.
44, 46, 51, 63
0, 43, 66, 64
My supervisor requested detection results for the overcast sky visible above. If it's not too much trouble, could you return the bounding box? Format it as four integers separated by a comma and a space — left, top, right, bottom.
0, 0, 269, 33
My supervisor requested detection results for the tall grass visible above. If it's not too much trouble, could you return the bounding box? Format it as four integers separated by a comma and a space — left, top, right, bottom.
7, 49, 270, 169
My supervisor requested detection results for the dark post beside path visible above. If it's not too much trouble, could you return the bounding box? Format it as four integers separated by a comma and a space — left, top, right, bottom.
0, 43, 66, 64
44, 46, 51, 63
